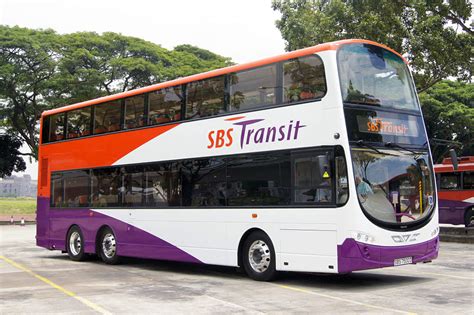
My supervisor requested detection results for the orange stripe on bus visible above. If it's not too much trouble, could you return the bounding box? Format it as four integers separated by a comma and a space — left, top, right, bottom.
224, 116, 246, 121
38, 123, 178, 197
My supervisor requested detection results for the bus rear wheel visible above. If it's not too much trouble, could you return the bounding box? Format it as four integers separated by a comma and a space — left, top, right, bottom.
242, 231, 276, 281
98, 227, 120, 264
66, 226, 87, 261
465, 208, 474, 228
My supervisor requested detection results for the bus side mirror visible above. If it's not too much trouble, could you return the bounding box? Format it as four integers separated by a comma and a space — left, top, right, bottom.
449, 149, 458, 171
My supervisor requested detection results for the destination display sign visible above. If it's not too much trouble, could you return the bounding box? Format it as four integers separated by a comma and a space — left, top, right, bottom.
356, 115, 419, 137
344, 107, 427, 146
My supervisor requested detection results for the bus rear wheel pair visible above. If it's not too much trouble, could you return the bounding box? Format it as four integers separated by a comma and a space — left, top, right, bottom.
66, 226, 120, 264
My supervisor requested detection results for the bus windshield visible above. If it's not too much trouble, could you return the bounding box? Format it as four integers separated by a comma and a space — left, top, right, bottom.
352, 148, 435, 225
338, 44, 418, 111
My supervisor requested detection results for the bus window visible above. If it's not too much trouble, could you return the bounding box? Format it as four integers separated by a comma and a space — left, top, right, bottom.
41, 116, 51, 143
283, 55, 326, 103
335, 152, 349, 205
226, 153, 291, 206
124, 95, 146, 129
93, 101, 122, 134
148, 86, 182, 125
66, 107, 92, 139
293, 151, 333, 204
439, 172, 461, 190
144, 163, 181, 207
463, 172, 474, 190
180, 158, 226, 207
51, 173, 64, 207
186, 76, 225, 119
49, 113, 65, 141
63, 170, 90, 207
91, 168, 121, 207
229, 64, 278, 111
122, 166, 144, 207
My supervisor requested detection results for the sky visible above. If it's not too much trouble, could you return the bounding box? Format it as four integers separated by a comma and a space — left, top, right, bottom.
0, 0, 286, 180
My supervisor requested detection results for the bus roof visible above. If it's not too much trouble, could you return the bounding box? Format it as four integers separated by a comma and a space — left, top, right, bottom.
434, 156, 474, 172
42, 39, 405, 117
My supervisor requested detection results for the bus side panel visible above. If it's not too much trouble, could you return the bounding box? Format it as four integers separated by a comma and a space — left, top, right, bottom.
36, 196, 50, 249
438, 190, 473, 225
45, 206, 202, 263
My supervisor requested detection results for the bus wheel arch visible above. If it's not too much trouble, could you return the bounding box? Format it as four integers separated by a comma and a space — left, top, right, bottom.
464, 207, 474, 227
96, 225, 120, 264
66, 224, 87, 261
238, 228, 277, 281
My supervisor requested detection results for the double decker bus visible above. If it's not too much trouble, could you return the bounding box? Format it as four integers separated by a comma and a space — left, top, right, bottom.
37, 39, 439, 281
435, 157, 474, 227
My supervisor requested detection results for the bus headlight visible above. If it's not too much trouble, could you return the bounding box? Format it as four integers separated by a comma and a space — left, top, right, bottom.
351, 231, 375, 244
431, 227, 439, 237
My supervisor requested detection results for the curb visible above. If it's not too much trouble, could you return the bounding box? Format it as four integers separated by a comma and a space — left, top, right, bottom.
439, 226, 474, 244
0, 221, 36, 226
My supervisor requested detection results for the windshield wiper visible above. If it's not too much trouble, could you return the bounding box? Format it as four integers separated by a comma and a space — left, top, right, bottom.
384, 142, 421, 154
355, 140, 384, 154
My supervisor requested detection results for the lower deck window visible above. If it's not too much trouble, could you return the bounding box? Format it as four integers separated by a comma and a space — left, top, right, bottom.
50, 147, 345, 208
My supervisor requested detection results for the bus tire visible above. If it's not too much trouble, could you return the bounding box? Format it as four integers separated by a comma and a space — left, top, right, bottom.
66, 225, 87, 261
98, 227, 120, 264
465, 208, 474, 228
242, 231, 276, 281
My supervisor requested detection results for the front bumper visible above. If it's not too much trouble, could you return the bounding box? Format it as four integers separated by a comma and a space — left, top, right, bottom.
337, 236, 439, 273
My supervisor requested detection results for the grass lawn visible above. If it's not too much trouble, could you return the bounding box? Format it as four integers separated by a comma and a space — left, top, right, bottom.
0, 198, 36, 215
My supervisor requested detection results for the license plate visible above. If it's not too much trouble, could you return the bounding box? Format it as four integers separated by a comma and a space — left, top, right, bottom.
394, 256, 413, 266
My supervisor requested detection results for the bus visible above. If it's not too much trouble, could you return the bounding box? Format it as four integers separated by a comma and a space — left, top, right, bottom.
36, 39, 439, 281
435, 156, 474, 227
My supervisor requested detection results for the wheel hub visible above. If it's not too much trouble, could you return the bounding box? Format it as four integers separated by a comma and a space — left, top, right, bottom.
248, 240, 271, 273
102, 233, 116, 259
69, 231, 81, 256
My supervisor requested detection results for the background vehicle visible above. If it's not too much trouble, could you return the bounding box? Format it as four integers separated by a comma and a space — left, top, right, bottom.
37, 39, 439, 281
435, 156, 474, 227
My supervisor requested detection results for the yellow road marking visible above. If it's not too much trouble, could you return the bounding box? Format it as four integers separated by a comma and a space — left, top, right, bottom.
274, 284, 416, 315
0, 255, 111, 315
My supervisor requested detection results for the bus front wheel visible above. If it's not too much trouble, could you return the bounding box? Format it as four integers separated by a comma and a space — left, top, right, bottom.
66, 225, 87, 261
98, 227, 120, 264
465, 208, 474, 228
242, 231, 276, 281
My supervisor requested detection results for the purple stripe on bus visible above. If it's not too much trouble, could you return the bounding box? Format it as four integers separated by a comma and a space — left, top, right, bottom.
36, 197, 202, 264
337, 236, 439, 273
438, 199, 472, 225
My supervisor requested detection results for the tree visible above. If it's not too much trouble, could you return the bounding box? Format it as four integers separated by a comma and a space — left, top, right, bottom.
0, 134, 26, 178
272, 0, 473, 92
0, 26, 232, 161
419, 81, 474, 162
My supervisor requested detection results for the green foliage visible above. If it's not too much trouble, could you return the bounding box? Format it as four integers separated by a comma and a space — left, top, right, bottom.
0, 134, 26, 178
420, 81, 474, 162
0, 26, 232, 160
272, 0, 473, 92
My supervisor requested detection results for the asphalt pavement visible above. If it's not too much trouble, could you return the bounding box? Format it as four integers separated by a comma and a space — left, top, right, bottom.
1, 225, 473, 314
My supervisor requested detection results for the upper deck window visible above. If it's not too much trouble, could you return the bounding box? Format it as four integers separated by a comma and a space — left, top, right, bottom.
124, 95, 146, 129
42, 53, 328, 144
93, 100, 122, 134
186, 76, 225, 119
338, 44, 418, 111
283, 55, 326, 103
229, 65, 278, 111
149, 86, 182, 125
66, 107, 92, 139
49, 113, 65, 141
